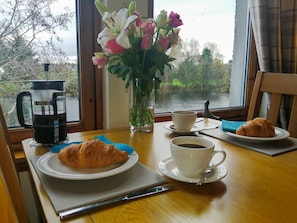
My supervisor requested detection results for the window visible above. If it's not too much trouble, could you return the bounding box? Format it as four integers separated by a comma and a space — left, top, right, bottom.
1, 0, 101, 145
0, 0, 79, 127
2, 0, 255, 146
153, 0, 250, 115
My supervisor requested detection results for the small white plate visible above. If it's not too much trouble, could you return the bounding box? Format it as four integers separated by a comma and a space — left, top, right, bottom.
222, 127, 289, 142
158, 157, 227, 184
36, 152, 139, 180
164, 123, 202, 135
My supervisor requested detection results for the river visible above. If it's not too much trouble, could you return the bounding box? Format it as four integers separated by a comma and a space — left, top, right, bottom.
155, 91, 230, 113
1, 92, 230, 127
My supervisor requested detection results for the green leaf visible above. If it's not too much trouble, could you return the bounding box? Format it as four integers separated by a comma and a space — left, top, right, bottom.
108, 64, 122, 74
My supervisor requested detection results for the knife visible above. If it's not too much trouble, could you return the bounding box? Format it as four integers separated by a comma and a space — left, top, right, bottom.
59, 184, 175, 220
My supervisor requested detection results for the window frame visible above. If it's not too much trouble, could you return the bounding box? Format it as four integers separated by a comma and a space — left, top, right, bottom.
153, 0, 257, 122
9, 0, 102, 145
8, 0, 257, 147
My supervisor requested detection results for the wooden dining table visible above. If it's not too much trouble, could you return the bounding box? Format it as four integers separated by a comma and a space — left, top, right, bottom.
22, 119, 297, 223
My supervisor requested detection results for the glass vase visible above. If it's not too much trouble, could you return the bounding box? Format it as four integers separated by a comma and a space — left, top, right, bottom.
129, 78, 155, 132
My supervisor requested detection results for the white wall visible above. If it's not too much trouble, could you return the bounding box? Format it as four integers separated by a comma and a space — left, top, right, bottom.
102, 0, 149, 128
229, 0, 248, 107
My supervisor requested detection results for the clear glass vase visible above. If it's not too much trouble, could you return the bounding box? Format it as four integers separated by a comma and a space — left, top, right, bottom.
129, 78, 155, 132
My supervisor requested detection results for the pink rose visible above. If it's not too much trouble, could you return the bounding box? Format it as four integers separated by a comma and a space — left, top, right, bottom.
141, 34, 153, 50
168, 11, 183, 28
141, 19, 155, 34
135, 12, 142, 27
105, 39, 125, 54
92, 53, 108, 69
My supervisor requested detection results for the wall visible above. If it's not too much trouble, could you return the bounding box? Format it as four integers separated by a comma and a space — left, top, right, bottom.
102, 0, 149, 128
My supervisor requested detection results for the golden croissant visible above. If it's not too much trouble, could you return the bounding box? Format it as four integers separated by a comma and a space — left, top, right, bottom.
236, 117, 275, 137
58, 139, 128, 168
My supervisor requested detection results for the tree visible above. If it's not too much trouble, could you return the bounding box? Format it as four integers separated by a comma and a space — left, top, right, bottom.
160, 39, 231, 94
203, 42, 224, 61
0, 0, 74, 85
172, 57, 198, 90
179, 38, 200, 64
198, 47, 213, 92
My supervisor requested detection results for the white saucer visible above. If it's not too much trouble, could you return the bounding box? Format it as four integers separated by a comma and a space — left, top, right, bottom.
164, 123, 202, 135
37, 152, 139, 180
158, 157, 227, 184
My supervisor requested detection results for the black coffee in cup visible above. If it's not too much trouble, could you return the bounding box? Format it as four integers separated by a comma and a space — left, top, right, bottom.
178, 143, 206, 148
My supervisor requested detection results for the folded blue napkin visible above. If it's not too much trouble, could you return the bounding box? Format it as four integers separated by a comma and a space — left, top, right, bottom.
221, 120, 246, 133
50, 134, 134, 154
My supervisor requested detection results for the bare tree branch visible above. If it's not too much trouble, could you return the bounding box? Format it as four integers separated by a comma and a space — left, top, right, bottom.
0, 0, 74, 83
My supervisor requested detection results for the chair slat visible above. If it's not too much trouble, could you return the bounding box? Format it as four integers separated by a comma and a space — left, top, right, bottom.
0, 168, 18, 223
268, 93, 282, 125
288, 97, 297, 137
248, 71, 264, 120
0, 106, 30, 223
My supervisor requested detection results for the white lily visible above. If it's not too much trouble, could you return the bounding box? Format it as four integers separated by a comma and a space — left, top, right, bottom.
97, 8, 137, 49
166, 42, 182, 68
167, 42, 182, 58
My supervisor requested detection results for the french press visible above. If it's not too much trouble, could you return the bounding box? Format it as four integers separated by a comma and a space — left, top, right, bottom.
16, 80, 67, 145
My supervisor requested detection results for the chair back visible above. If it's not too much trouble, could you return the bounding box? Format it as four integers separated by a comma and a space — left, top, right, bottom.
0, 105, 30, 223
0, 168, 19, 223
248, 71, 297, 137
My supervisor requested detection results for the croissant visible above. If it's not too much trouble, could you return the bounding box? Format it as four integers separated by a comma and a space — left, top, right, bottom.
58, 139, 128, 168
236, 117, 275, 137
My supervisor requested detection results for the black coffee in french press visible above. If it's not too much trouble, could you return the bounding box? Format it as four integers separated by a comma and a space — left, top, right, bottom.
16, 80, 67, 144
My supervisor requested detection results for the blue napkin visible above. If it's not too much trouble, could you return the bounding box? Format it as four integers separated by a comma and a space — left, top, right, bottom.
94, 135, 134, 154
221, 120, 246, 133
50, 134, 134, 154
50, 141, 81, 153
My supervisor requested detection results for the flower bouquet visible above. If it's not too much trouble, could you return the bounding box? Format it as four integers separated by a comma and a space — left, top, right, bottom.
92, 0, 183, 132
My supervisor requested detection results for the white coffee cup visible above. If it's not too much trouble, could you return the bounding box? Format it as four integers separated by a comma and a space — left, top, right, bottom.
172, 111, 197, 132
170, 136, 226, 178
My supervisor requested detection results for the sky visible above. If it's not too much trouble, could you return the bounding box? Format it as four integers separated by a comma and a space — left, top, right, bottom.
49, 0, 77, 62
51, 0, 236, 63
154, 0, 236, 62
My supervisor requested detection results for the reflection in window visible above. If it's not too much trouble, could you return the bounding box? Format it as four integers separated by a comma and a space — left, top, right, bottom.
154, 0, 248, 113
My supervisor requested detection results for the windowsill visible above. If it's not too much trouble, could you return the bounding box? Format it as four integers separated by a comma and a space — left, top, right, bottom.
155, 107, 247, 122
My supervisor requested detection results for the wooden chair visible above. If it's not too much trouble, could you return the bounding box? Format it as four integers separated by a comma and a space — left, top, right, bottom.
0, 168, 19, 223
0, 105, 30, 223
247, 71, 297, 137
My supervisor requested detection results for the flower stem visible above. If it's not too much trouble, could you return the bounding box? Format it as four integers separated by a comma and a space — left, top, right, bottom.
141, 50, 147, 74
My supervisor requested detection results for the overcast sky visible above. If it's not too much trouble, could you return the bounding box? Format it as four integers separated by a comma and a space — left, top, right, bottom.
50, 0, 77, 61
154, 0, 235, 62
52, 0, 235, 63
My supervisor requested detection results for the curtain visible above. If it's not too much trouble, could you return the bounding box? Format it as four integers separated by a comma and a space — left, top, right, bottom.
249, 0, 297, 128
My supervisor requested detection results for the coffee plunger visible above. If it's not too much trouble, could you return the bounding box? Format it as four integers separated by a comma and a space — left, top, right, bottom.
16, 80, 67, 145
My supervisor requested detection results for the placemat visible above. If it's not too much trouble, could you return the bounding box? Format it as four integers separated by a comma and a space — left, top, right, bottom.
200, 128, 297, 156
31, 156, 167, 214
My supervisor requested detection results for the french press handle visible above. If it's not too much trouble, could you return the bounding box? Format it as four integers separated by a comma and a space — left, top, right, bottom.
16, 91, 32, 128
52, 92, 65, 119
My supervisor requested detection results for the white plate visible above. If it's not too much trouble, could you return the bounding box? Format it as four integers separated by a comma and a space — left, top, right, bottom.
36, 152, 139, 180
222, 127, 289, 142
164, 123, 202, 135
158, 157, 227, 184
